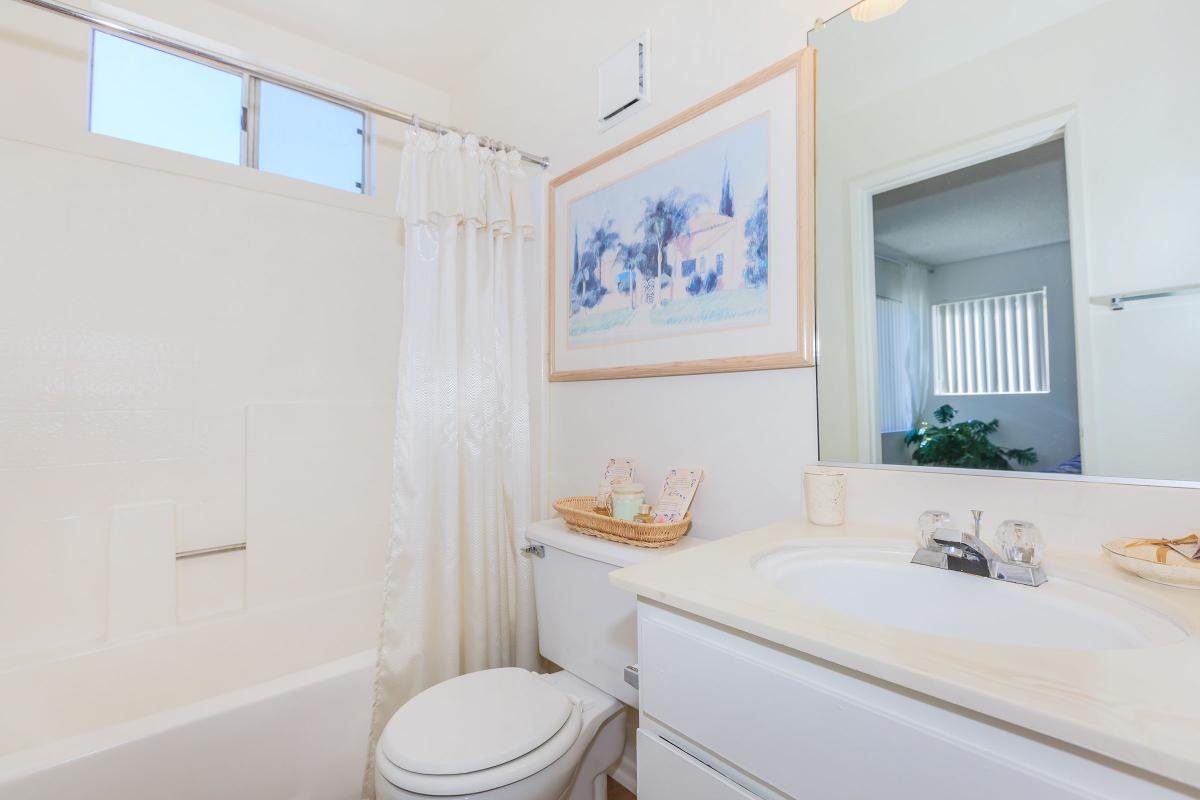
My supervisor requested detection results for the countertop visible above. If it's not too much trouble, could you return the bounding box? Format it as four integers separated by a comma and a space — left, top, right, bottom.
610, 519, 1200, 790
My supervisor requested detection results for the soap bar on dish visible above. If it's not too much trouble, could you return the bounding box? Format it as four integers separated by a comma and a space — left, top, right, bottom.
1116, 534, 1199, 563
1168, 535, 1200, 560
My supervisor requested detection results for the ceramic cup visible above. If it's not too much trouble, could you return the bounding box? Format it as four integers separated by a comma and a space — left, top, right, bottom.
803, 467, 847, 527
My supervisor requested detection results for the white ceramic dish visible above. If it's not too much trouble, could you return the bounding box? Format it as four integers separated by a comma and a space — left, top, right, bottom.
1103, 538, 1200, 590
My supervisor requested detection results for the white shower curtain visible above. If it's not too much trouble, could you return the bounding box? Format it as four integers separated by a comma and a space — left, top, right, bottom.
363, 129, 540, 798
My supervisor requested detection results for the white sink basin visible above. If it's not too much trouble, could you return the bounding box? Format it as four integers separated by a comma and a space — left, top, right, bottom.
754, 543, 1187, 650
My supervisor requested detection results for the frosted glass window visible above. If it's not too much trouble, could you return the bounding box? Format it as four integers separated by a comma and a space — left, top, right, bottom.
258, 82, 365, 193
932, 288, 1049, 396
89, 31, 243, 164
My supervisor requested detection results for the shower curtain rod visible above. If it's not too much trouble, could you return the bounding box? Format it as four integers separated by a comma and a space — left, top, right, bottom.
13, 0, 551, 169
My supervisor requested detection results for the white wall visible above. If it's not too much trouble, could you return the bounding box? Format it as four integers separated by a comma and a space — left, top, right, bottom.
1088, 294, 1200, 481
0, 1, 448, 661
449, 0, 849, 539
814, 0, 1200, 481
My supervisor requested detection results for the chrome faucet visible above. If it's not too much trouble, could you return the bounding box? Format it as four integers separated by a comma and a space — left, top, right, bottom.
912, 509, 1047, 587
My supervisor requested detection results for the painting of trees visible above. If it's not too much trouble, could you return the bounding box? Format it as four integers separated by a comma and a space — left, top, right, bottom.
615, 241, 645, 308
569, 227, 584, 313
585, 218, 620, 266
570, 219, 618, 312
549, 60, 809, 379
743, 185, 768, 287
562, 114, 774, 345
719, 161, 734, 217
635, 189, 705, 305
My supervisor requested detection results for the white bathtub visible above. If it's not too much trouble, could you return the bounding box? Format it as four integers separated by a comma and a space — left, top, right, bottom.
0, 585, 380, 800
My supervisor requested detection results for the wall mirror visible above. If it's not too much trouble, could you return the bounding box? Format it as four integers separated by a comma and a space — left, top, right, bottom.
810, 0, 1200, 483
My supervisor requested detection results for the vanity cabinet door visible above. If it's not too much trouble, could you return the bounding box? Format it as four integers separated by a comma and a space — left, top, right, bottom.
637, 730, 765, 800
638, 603, 1187, 800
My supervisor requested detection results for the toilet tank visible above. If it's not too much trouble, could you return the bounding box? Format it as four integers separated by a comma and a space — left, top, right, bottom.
525, 520, 703, 707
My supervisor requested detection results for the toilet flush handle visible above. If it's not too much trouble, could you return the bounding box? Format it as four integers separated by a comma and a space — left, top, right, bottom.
623, 664, 639, 690
520, 544, 545, 558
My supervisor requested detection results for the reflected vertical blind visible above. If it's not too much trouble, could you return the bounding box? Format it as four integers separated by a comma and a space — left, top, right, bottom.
932, 288, 1049, 395
876, 296, 914, 432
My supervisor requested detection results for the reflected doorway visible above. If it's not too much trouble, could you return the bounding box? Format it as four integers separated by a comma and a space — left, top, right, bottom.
870, 139, 1081, 472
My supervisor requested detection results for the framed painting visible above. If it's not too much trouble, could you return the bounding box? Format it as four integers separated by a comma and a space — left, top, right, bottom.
548, 49, 815, 381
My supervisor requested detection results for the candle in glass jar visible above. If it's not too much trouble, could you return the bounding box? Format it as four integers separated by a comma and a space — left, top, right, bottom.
610, 483, 645, 521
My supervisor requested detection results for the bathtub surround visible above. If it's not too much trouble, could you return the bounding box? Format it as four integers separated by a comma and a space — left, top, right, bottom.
176, 549, 246, 623
365, 129, 541, 799
0, 0, 444, 664
107, 501, 178, 638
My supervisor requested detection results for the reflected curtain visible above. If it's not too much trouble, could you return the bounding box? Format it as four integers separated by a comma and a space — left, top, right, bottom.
363, 128, 540, 798
900, 261, 931, 426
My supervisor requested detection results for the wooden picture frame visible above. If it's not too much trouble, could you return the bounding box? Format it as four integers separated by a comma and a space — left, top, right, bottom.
548, 49, 815, 382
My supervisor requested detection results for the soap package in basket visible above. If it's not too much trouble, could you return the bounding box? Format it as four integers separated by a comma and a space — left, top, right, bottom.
595, 458, 636, 510
653, 468, 704, 523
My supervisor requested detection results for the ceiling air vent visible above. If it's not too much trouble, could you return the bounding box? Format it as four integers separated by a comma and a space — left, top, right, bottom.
598, 33, 650, 129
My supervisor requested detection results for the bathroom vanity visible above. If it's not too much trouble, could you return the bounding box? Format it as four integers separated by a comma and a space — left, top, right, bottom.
612, 522, 1200, 800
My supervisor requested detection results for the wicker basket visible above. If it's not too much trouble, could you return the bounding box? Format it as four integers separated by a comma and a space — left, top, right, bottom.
553, 496, 691, 548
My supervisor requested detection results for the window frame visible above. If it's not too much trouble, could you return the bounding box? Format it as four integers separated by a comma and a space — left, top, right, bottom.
87, 29, 372, 195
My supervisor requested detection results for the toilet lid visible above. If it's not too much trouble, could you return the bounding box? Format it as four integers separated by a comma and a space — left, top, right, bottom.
380, 668, 575, 776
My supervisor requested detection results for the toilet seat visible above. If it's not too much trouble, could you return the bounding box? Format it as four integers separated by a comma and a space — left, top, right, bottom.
377, 668, 584, 796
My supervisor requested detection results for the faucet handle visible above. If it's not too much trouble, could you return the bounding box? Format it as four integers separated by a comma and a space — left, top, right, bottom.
996, 520, 1045, 566
917, 510, 952, 549
970, 509, 983, 536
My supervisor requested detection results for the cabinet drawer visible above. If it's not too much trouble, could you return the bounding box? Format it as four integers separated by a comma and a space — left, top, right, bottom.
637, 730, 763, 800
638, 603, 1186, 800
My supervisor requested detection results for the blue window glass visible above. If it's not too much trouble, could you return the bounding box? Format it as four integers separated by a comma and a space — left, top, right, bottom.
682, 259, 697, 277
257, 82, 365, 193
89, 31, 243, 164
715, 253, 725, 276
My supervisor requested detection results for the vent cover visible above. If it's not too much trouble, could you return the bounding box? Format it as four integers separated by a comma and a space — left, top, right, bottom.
598, 34, 650, 128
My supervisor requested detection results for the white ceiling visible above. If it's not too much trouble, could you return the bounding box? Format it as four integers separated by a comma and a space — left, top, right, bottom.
203, 0, 551, 90
873, 139, 1069, 266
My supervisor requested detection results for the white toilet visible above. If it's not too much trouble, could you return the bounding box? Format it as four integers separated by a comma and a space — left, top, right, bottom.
374, 520, 695, 800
